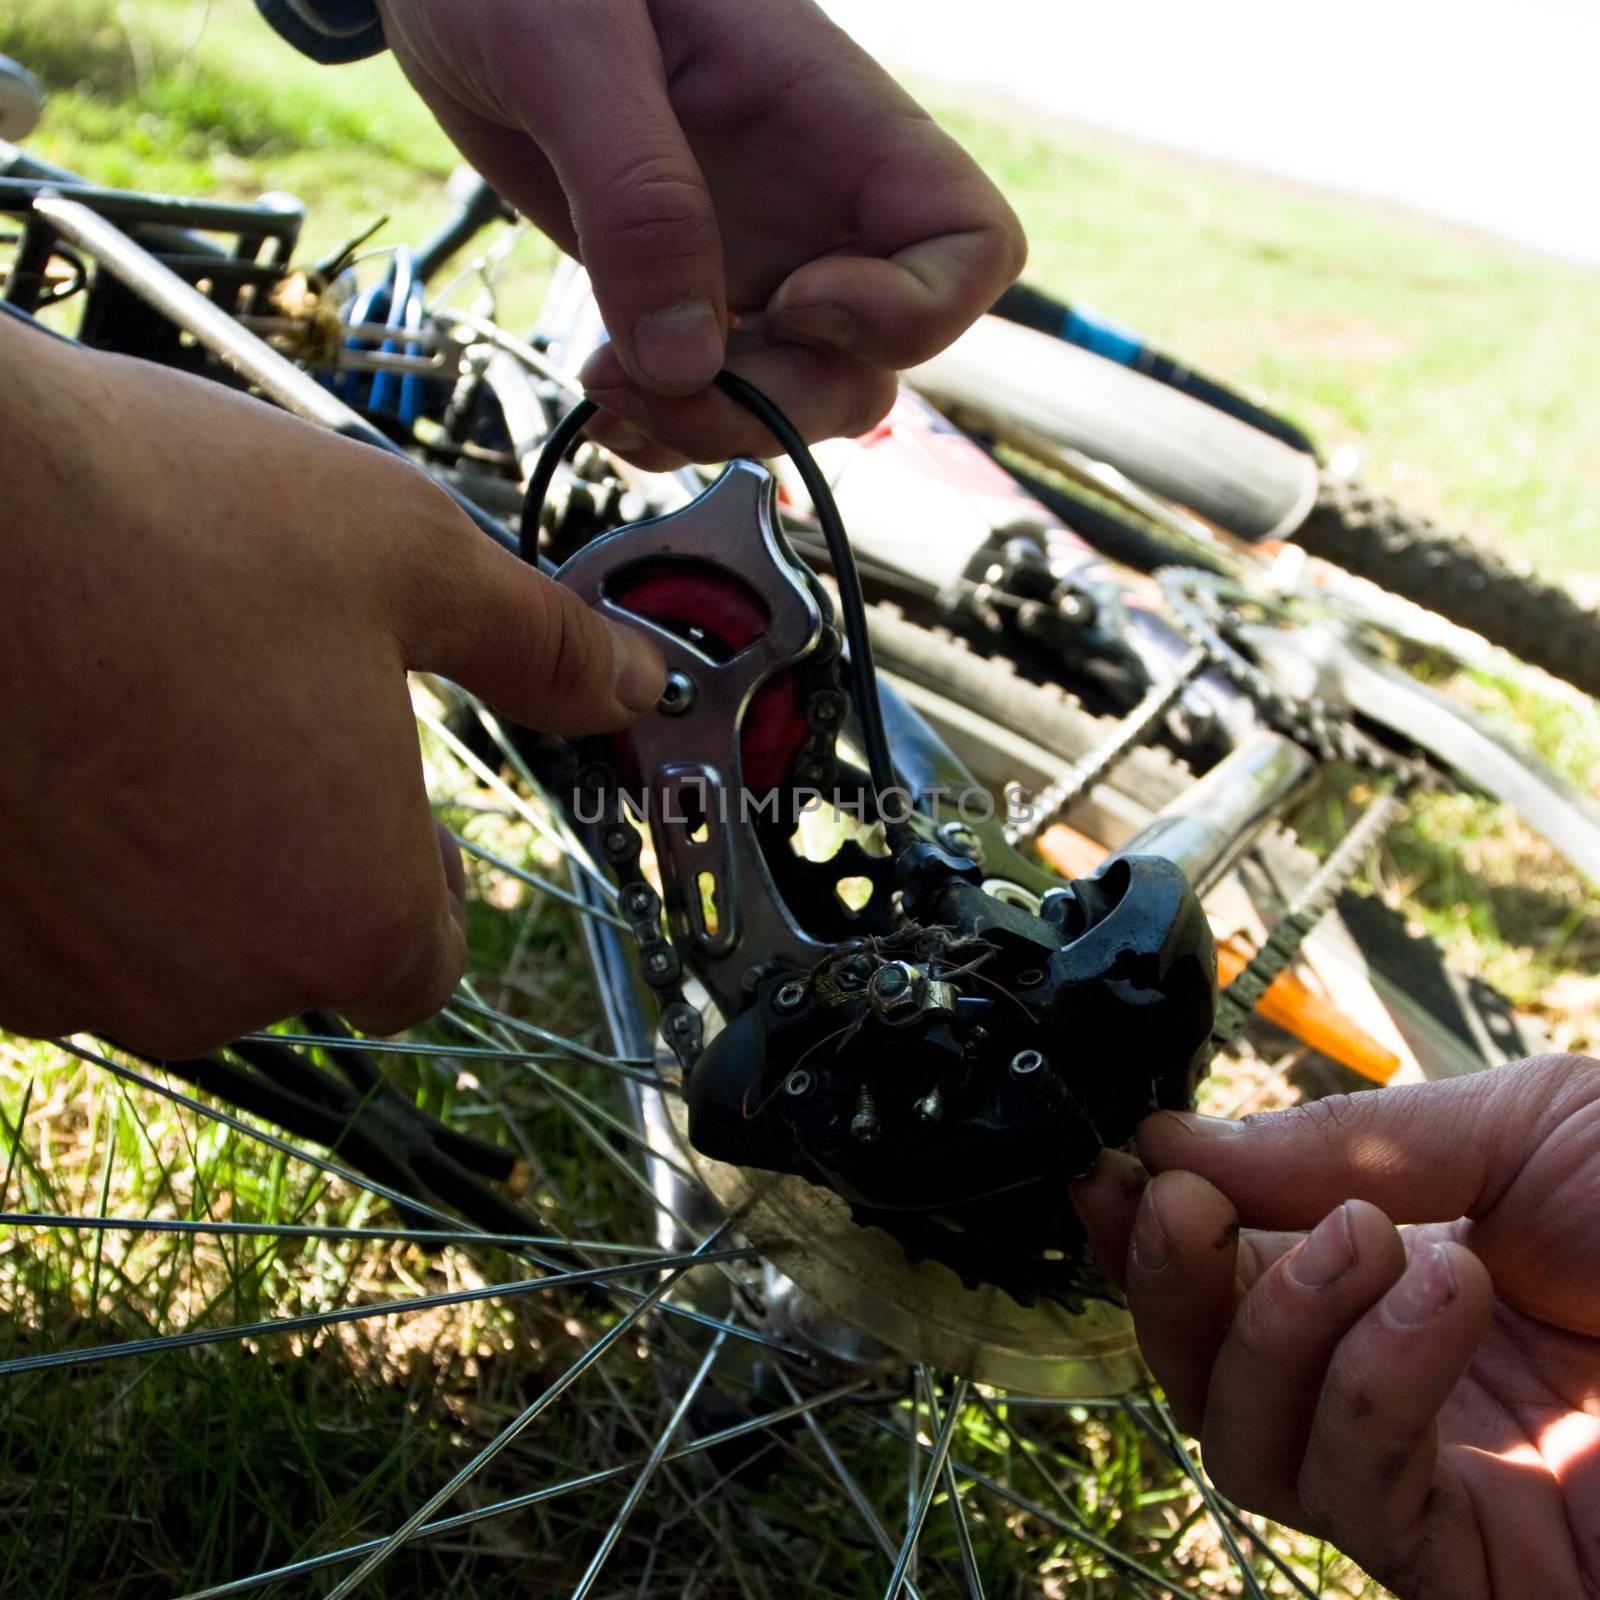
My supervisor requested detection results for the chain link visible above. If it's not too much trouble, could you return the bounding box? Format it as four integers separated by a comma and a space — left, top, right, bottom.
1157, 567, 1439, 788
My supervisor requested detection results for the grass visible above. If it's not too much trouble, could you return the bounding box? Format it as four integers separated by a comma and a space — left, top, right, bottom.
2, 1, 1597, 1595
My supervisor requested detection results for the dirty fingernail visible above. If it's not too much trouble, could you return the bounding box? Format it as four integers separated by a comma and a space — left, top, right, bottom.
1288, 1202, 1356, 1289
607, 620, 666, 715
632, 300, 723, 393
1383, 1243, 1458, 1329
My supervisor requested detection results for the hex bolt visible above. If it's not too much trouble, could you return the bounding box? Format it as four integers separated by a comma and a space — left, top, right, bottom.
783, 1069, 814, 1098
872, 964, 911, 1000
645, 949, 675, 978
774, 978, 809, 1013
850, 1085, 880, 1143
913, 1090, 943, 1124
658, 670, 696, 716
1010, 1048, 1045, 1077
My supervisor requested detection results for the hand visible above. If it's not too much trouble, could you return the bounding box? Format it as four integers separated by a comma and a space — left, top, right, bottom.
373, 0, 1026, 466
0, 313, 663, 1057
1073, 1055, 1600, 1600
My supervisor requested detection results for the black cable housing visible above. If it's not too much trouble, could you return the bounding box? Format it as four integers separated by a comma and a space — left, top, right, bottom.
518, 372, 910, 850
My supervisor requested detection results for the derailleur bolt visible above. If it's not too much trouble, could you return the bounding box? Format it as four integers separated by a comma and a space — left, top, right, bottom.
912, 1090, 943, 1124
872, 963, 911, 999
1010, 1048, 1046, 1077
783, 1069, 814, 1098
774, 978, 809, 1013
850, 1085, 880, 1143
658, 671, 696, 716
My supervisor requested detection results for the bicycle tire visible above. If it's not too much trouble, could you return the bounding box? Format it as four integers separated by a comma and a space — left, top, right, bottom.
1296, 474, 1600, 702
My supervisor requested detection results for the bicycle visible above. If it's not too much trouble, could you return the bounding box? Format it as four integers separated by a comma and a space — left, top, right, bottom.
1, 126, 1596, 1600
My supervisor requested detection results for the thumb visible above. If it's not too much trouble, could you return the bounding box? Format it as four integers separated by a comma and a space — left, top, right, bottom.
1137, 1054, 1599, 1232
400, 533, 665, 734
487, 0, 726, 395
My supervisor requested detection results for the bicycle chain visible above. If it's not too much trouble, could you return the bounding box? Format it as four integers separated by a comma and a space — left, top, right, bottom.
1157, 566, 1440, 789
579, 645, 852, 1075
1208, 785, 1405, 1055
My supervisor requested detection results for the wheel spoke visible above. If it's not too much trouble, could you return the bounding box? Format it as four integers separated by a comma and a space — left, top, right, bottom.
320, 1221, 731, 1600
1124, 1393, 1272, 1600
920, 1372, 985, 1600
452, 831, 628, 927
774, 1366, 931, 1600
871, 1403, 1177, 1599
1127, 1394, 1323, 1600
234, 1029, 586, 1067
171, 1376, 867, 1600
569, 1330, 727, 1600
884, 1374, 967, 1600
0, 1245, 754, 1376
445, 996, 670, 1086
0, 1211, 686, 1253
48, 1040, 797, 1356
415, 701, 613, 898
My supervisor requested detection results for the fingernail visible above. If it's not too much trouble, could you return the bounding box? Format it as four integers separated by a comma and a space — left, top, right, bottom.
631, 300, 723, 393
771, 302, 857, 353
607, 621, 666, 715
1130, 1185, 1174, 1272
1155, 1111, 1245, 1141
1383, 1243, 1458, 1329
1288, 1202, 1356, 1289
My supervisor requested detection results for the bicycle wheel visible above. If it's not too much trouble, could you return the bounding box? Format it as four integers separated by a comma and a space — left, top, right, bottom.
0, 609, 1508, 1599
1296, 474, 1600, 702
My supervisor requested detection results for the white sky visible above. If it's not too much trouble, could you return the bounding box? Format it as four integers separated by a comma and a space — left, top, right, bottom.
821, 0, 1600, 266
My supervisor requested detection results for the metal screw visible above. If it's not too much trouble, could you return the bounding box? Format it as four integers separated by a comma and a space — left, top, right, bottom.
602, 826, 634, 858
913, 1091, 943, 1124
658, 670, 696, 716
645, 949, 675, 977
1010, 1048, 1045, 1077
783, 1069, 814, 1098
774, 979, 809, 1013
850, 1086, 880, 1143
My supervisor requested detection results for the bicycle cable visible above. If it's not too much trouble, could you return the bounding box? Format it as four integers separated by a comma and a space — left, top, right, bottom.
519, 372, 912, 852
